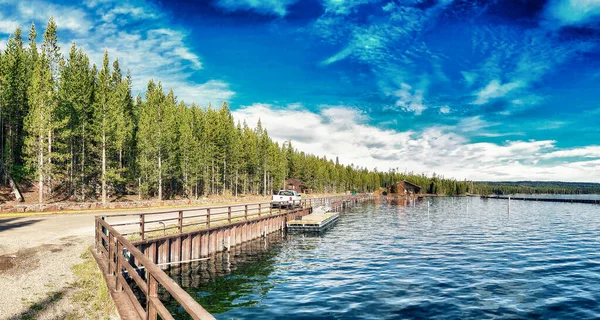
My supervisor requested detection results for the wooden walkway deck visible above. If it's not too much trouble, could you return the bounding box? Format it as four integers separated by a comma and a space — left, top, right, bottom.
286, 213, 339, 233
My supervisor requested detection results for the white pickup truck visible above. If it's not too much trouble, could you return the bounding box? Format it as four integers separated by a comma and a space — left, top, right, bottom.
271, 190, 301, 208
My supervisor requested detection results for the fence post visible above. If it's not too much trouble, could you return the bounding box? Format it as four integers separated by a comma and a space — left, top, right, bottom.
108, 233, 114, 275
147, 274, 158, 320
178, 211, 183, 233
269, 204, 272, 216
95, 218, 99, 251
206, 208, 211, 228
115, 240, 122, 291
245, 205, 248, 221
140, 214, 145, 240
228, 206, 232, 223
258, 203, 262, 218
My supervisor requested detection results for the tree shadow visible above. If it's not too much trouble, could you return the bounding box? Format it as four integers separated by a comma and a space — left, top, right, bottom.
9, 288, 70, 320
0, 217, 41, 232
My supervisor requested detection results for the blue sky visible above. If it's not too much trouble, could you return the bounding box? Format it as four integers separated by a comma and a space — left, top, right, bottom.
1, 0, 600, 181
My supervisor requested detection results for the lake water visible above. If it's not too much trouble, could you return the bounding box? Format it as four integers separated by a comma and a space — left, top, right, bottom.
165, 197, 600, 319
511, 194, 600, 200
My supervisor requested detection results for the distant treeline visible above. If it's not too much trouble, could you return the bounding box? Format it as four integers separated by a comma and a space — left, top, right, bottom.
473, 181, 600, 195
0, 18, 478, 203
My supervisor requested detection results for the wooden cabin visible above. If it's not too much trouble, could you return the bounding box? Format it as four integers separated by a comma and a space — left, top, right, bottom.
390, 180, 422, 195
285, 178, 304, 192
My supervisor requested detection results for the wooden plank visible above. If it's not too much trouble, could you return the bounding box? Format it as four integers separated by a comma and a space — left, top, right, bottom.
149, 297, 175, 320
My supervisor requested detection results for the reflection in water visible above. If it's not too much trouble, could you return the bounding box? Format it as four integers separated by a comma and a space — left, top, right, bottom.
164, 198, 600, 319
164, 232, 287, 316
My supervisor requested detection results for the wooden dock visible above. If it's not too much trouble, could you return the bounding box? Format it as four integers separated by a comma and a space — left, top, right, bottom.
482, 196, 600, 205
286, 213, 339, 233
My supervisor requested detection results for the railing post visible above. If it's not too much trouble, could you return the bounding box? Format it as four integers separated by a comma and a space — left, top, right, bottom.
269, 203, 272, 216
228, 206, 232, 223
244, 205, 248, 220
147, 274, 158, 320
108, 233, 114, 275
95, 218, 99, 251
116, 240, 122, 291
178, 211, 183, 233
206, 208, 211, 228
140, 214, 145, 241
258, 203, 262, 218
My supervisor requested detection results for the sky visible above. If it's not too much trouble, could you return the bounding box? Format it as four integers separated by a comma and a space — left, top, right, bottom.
1, 0, 599, 182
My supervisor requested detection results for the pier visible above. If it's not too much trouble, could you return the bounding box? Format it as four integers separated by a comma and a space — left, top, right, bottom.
287, 213, 339, 233
482, 195, 600, 205
92, 194, 374, 319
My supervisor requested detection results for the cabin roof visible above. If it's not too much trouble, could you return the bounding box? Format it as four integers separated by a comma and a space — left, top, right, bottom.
401, 180, 422, 190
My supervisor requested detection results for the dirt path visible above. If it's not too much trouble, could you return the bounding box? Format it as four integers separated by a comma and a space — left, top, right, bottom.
0, 213, 98, 319
0, 202, 265, 319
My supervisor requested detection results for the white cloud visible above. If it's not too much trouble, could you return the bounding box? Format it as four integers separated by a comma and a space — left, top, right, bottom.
541, 146, 600, 159
14, 0, 91, 35
174, 80, 235, 106
544, 0, 600, 27
439, 106, 451, 114
392, 83, 427, 115
0, 17, 19, 34
322, 0, 376, 15
232, 104, 600, 182
472, 80, 523, 105
214, 0, 299, 16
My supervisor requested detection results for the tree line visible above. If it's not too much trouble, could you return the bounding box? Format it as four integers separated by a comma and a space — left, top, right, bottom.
2, 18, 589, 204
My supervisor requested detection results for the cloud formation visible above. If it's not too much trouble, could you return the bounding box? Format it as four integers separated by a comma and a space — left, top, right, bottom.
233, 104, 600, 181
214, 0, 299, 16
544, 0, 600, 27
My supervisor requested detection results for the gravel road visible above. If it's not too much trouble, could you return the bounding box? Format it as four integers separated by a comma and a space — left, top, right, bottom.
0, 202, 267, 319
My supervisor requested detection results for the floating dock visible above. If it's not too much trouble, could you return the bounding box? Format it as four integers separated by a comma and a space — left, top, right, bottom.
286, 213, 339, 233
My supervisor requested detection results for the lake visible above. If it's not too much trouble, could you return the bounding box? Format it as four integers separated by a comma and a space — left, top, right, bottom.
165, 197, 600, 319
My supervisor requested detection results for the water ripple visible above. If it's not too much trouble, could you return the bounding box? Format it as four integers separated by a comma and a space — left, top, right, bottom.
167, 197, 600, 319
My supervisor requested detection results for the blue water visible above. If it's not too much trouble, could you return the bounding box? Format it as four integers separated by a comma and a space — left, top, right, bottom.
512, 194, 600, 200
166, 197, 600, 319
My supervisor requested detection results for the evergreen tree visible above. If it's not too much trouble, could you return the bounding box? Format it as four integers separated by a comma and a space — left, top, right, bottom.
1, 27, 28, 182
23, 53, 53, 203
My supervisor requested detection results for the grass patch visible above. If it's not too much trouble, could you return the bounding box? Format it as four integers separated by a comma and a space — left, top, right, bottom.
69, 248, 116, 319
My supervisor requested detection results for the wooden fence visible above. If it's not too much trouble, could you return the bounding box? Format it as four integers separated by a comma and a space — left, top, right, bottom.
93, 194, 373, 320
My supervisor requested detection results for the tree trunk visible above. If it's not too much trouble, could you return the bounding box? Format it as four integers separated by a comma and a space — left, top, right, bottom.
102, 130, 107, 204
158, 152, 162, 201
0, 158, 24, 202
263, 157, 267, 196
38, 133, 44, 204
47, 129, 52, 195
81, 123, 86, 201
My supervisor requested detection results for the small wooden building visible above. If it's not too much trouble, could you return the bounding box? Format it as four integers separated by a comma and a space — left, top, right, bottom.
391, 180, 422, 195
285, 178, 304, 192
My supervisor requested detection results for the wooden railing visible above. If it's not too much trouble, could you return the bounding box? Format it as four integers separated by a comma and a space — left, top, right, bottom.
104, 196, 358, 241
94, 194, 373, 319
96, 217, 215, 320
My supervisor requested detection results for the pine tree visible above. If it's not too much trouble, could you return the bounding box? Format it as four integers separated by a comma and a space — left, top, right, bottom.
23, 53, 52, 203
40, 17, 62, 195
1, 27, 28, 182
